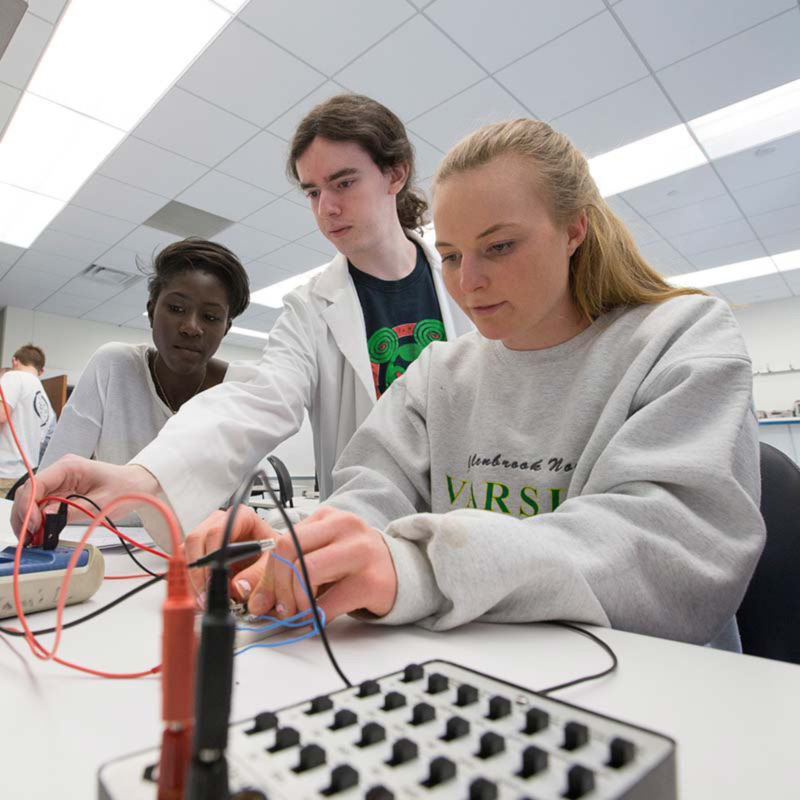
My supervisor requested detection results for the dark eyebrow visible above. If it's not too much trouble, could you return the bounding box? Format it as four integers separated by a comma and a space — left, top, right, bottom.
164, 291, 225, 310
436, 222, 518, 249
299, 167, 359, 191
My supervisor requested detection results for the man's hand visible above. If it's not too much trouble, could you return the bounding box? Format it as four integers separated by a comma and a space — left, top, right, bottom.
11, 456, 160, 540
249, 506, 397, 624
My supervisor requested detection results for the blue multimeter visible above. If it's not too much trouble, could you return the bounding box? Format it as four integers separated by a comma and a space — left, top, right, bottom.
0, 545, 89, 576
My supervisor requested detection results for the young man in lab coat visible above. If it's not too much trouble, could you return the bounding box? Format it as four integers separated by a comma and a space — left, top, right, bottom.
14, 94, 471, 538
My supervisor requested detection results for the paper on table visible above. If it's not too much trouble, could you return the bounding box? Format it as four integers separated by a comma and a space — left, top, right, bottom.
0, 498, 17, 546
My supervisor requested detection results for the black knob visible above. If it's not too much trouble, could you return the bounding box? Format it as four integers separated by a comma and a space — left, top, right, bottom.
402, 663, 424, 682
411, 702, 436, 725
476, 731, 505, 759
422, 756, 456, 787
357, 721, 386, 747
329, 709, 357, 730
246, 711, 277, 735
322, 764, 359, 795
608, 736, 636, 768
522, 707, 550, 735
563, 721, 590, 751
427, 672, 449, 694
469, 777, 498, 800
358, 679, 380, 698
441, 715, 470, 741
486, 695, 511, 720
268, 726, 300, 752
565, 765, 595, 799
518, 745, 548, 778
386, 737, 418, 766
382, 691, 406, 711
365, 786, 394, 800
456, 684, 478, 706
293, 743, 326, 773
307, 695, 333, 715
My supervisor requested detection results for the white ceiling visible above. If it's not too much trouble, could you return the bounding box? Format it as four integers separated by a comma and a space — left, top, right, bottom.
1, 0, 800, 346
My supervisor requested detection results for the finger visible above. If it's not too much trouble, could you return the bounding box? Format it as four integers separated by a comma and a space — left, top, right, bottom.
269, 536, 302, 619
229, 551, 271, 604
314, 578, 375, 626
185, 509, 229, 597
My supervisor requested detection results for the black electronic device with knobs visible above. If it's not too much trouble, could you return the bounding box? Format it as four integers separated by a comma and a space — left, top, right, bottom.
98, 660, 676, 799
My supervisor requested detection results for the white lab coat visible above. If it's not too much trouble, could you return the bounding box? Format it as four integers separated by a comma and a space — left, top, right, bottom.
133, 230, 472, 532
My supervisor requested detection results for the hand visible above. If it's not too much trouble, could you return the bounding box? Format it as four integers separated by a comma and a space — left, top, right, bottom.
11, 456, 160, 541
183, 506, 277, 605
249, 506, 397, 624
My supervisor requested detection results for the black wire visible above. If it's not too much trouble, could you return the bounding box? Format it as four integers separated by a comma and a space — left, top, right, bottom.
0, 574, 164, 637
538, 621, 619, 694
66, 493, 161, 578
252, 468, 352, 689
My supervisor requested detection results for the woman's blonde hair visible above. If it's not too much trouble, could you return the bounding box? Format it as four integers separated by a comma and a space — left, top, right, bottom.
433, 119, 705, 319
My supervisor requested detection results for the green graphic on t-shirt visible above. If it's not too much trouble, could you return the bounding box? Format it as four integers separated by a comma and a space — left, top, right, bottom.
368, 319, 445, 396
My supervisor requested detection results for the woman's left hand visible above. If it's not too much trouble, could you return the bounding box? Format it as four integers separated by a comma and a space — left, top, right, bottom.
247, 506, 397, 624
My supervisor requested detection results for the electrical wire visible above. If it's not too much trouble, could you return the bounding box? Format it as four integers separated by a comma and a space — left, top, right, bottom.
538, 621, 619, 694
253, 467, 352, 688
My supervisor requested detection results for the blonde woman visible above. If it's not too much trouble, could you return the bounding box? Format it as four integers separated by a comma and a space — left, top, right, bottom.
160, 121, 766, 649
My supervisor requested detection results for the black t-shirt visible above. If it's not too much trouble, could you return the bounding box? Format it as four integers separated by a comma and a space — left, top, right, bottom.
349, 243, 447, 398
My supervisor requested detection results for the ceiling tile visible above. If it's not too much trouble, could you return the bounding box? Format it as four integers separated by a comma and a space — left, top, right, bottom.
123, 315, 153, 331
409, 132, 444, 181
604, 195, 642, 225
714, 131, 800, 190
211, 224, 289, 261
6, 263, 69, 288
178, 20, 324, 127
29, 229, 106, 262
217, 130, 293, 195
614, 0, 794, 70
719, 272, 791, 304
266, 81, 340, 142
731, 171, 800, 217
242, 197, 318, 240
0, 241, 24, 267
408, 79, 529, 153
781, 268, 800, 295
657, 10, 800, 119
637, 239, 693, 274
71, 175, 168, 224
426, 0, 603, 73
495, 12, 648, 120
297, 229, 337, 258
116, 226, 183, 259
241, 0, 414, 75
133, 87, 259, 167
27, 0, 68, 23
246, 260, 295, 289
111, 282, 150, 308
552, 77, 681, 158
59, 276, 126, 301
621, 164, 728, 217
36, 291, 99, 315
336, 16, 484, 121
748, 203, 800, 239
647, 195, 743, 239
0, 81, 20, 134
668, 219, 756, 255
0, 12, 52, 89
49, 204, 136, 245
177, 171, 277, 222
81, 304, 132, 325
12, 250, 84, 279
762, 228, 800, 255
260, 242, 326, 276
0, 279, 51, 308
94, 246, 141, 273
689, 239, 768, 270
626, 218, 661, 246
99, 137, 208, 197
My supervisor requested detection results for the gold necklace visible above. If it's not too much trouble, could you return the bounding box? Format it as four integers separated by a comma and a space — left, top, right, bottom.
151, 351, 206, 413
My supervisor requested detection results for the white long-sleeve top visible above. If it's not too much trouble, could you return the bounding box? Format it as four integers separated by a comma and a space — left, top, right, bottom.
324, 294, 765, 648
40, 343, 171, 469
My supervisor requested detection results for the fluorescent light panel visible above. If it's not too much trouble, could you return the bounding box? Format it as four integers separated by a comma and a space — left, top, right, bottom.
669, 256, 778, 288
251, 266, 327, 308
690, 78, 800, 160
0, 0, 236, 248
230, 325, 270, 340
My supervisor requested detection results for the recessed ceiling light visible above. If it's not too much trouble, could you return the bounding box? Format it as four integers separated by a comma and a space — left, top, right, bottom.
230, 325, 270, 341
251, 266, 327, 309
668, 256, 777, 288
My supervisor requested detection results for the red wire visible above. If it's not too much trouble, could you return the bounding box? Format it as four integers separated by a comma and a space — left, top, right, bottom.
0, 381, 182, 679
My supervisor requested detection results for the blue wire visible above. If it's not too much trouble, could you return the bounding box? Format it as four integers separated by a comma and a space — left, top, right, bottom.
234, 551, 326, 655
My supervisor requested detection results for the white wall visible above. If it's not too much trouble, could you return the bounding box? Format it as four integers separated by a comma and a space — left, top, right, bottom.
0, 304, 316, 476
731, 294, 800, 415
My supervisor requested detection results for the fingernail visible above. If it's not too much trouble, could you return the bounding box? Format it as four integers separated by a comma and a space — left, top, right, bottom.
275, 603, 286, 617
198, 591, 207, 609
250, 592, 267, 615
235, 579, 252, 599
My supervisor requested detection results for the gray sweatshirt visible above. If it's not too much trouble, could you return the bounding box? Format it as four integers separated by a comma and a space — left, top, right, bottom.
325, 295, 765, 647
